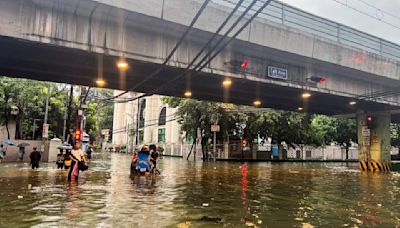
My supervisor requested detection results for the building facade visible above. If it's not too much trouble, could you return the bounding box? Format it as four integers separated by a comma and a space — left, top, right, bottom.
112, 92, 182, 150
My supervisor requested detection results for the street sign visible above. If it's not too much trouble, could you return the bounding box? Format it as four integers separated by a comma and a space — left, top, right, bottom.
363, 137, 370, 146
267, 66, 288, 80
211, 124, 220, 132
362, 127, 370, 137
42, 123, 49, 138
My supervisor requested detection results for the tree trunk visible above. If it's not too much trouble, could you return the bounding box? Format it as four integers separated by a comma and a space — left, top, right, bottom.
278, 144, 283, 160
4, 97, 10, 139
66, 85, 73, 144
345, 145, 349, 160
201, 139, 206, 162
15, 113, 21, 139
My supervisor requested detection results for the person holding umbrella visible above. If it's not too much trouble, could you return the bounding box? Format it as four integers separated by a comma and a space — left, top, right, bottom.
16, 143, 30, 162
0, 144, 6, 162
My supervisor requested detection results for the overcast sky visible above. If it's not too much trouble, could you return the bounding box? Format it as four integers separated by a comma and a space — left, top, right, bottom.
280, 0, 400, 45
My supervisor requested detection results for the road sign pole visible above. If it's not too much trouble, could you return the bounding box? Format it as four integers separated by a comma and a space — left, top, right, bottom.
213, 131, 216, 162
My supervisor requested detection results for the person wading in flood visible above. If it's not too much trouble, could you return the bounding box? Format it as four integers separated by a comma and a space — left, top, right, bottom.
68, 143, 86, 181
0, 144, 6, 163
29, 147, 41, 169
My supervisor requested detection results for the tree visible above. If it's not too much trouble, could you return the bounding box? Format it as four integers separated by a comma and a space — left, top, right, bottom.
163, 97, 221, 161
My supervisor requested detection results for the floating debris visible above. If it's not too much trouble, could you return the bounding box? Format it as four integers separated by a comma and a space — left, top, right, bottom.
200, 216, 223, 223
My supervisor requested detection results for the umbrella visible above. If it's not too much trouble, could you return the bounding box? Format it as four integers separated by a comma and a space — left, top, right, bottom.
57, 144, 73, 150
17, 143, 30, 147
2, 139, 14, 145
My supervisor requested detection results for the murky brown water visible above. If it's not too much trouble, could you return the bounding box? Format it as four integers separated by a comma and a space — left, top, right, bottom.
0, 153, 400, 227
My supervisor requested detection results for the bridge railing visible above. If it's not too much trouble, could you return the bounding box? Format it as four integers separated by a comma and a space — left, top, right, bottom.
213, 0, 400, 61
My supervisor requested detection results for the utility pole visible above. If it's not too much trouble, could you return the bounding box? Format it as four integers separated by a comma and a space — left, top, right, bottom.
66, 85, 73, 144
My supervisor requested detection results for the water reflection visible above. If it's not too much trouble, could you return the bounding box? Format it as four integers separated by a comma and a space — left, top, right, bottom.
0, 154, 400, 227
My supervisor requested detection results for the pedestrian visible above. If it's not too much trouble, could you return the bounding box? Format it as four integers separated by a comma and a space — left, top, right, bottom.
17, 146, 25, 161
149, 145, 160, 174
29, 147, 41, 169
86, 146, 92, 161
0, 144, 6, 163
68, 143, 86, 181
64, 153, 71, 170
56, 149, 65, 169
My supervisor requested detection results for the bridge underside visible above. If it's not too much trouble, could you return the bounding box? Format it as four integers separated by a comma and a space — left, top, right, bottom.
0, 36, 399, 119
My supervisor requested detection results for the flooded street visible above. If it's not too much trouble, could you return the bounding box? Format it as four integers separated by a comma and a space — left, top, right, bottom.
1, 153, 400, 227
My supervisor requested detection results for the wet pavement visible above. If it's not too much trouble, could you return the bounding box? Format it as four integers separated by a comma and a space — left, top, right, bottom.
1, 152, 400, 227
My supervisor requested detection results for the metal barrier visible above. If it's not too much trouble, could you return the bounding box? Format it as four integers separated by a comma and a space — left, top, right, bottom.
213, 0, 400, 61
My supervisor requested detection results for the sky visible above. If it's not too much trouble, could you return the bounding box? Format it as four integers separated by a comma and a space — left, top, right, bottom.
280, 0, 400, 45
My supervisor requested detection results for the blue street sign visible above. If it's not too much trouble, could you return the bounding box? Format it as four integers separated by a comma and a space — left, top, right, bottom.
267, 66, 288, 80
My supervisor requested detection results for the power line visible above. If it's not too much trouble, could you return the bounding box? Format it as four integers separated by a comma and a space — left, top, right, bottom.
329, 0, 400, 31
355, 0, 400, 22
150, 0, 273, 96
104, 0, 212, 102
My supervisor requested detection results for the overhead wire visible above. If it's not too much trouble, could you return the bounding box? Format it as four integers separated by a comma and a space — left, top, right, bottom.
102, 0, 212, 102
148, 0, 273, 96
329, 0, 400, 31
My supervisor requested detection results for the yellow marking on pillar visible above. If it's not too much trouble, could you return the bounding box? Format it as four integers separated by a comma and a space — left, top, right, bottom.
368, 162, 374, 172
373, 162, 379, 172
360, 161, 367, 171
358, 162, 363, 171
378, 163, 383, 171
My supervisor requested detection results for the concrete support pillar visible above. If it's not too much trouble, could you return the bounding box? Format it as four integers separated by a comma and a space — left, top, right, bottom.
357, 111, 391, 172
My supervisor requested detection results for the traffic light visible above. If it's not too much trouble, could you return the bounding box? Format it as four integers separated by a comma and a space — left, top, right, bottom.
242, 139, 247, 147
309, 76, 327, 83
240, 59, 249, 69
75, 129, 82, 141
367, 116, 376, 129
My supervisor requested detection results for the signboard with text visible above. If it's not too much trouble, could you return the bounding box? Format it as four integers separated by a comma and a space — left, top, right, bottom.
42, 123, 49, 138
211, 125, 220, 132
268, 66, 288, 80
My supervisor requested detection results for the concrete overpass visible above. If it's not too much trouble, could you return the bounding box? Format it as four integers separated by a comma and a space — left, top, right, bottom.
1, 0, 400, 170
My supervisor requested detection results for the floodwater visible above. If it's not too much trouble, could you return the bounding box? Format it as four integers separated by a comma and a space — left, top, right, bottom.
0, 153, 400, 227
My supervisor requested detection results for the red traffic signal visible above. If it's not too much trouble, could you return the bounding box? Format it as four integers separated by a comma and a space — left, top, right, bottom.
367, 116, 376, 129
240, 59, 249, 69
242, 139, 247, 147
75, 129, 82, 141
309, 76, 327, 83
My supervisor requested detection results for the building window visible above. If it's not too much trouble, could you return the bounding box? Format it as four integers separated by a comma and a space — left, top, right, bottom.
139, 100, 146, 129
138, 130, 144, 143
158, 128, 166, 143
158, 107, 166, 126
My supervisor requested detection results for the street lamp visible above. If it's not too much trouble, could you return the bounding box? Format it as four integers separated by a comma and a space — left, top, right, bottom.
301, 92, 311, 99
117, 61, 128, 70
96, 79, 106, 87
222, 78, 232, 88
184, 91, 192, 98
253, 100, 261, 107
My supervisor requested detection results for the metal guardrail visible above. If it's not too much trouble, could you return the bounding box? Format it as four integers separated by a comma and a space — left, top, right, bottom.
212, 0, 400, 61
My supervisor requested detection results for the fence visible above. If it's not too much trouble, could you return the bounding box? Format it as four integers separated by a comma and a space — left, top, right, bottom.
213, 0, 400, 61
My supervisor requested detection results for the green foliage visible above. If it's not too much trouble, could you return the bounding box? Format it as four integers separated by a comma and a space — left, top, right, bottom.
163, 97, 358, 152
0, 77, 113, 141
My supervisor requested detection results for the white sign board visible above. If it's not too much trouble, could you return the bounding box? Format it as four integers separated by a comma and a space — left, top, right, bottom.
211, 125, 220, 132
362, 127, 370, 137
42, 123, 49, 138
101, 129, 110, 135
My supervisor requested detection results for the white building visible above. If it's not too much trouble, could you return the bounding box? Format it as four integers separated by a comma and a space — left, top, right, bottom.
112, 91, 182, 150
